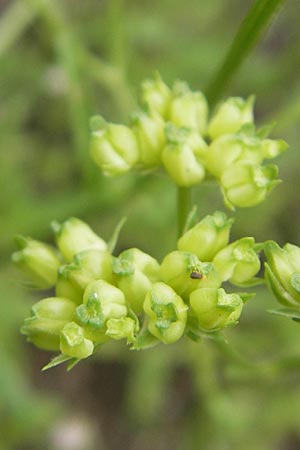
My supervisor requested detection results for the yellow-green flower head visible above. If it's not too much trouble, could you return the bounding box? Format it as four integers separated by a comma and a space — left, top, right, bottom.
51, 217, 107, 262
140, 73, 171, 118
208, 96, 255, 140
220, 163, 280, 209
168, 81, 208, 134
90, 116, 139, 176
12, 236, 61, 289
162, 124, 206, 187
264, 241, 300, 307
112, 248, 160, 314
143, 282, 188, 344
76, 280, 127, 343
213, 237, 260, 285
189, 288, 243, 332
56, 250, 113, 305
21, 297, 76, 351
131, 111, 166, 167
177, 211, 234, 261
160, 251, 222, 299
60, 322, 94, 359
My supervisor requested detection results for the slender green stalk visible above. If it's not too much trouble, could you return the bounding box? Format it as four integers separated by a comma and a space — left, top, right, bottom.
26, 0, 94, 185
177, 187, 192, 239
205, 0, 287, 107
0, 1, 39, 58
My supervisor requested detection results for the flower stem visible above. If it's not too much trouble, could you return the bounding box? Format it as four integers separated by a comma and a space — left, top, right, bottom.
177, 187, 192, 239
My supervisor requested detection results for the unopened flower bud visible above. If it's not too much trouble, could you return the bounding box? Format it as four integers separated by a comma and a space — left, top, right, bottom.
131, 112, 166, 167
220, 163, 280, 208
204, 133, 262, 178
162, 125, 206, 187
169, 81, 208, 134
140, 73, 171, 118
177, 211, 234, 261
264, 241, 300, 307
21, 297, 76, 351
51, 217, 107, 262
60, 322, 94, 359
56, 250, 113, 304
12, 236, 61, 289
208, 96, 255, 139
160, 251, 221, 299
90, 116, 139, 176
205, 129, 286, 180
213, 237, 260, 285
76, 280, 127, 342
106, 317, 138, 343
189, 288, 243, 332
261, 139, 288, 159
113, 248, 160, 314
143, 282, 188, 344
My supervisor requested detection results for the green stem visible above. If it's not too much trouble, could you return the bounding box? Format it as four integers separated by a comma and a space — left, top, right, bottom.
0, 1, 40, 58
177, 187, 192, 239
27, 0, 94, 185
205, 0, 286, 107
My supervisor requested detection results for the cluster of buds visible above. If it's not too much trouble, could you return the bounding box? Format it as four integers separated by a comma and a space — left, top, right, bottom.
90, 74, 287, 208
13, 212, 265, 369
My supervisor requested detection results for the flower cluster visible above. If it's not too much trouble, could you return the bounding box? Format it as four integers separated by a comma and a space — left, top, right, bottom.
13, 212, 263, 369
90, 74, 287, 209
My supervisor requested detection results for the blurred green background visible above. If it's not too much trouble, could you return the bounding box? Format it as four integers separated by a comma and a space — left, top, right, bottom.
1, 0, 300, 449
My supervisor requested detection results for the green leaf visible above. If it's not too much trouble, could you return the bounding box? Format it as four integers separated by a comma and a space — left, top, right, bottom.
42, 354, 73, 371
67, 358, 81, 371
107, 217, 127, 253
256, 121, 276, 138
182, 205, 198, 235
130, 319, 160, 350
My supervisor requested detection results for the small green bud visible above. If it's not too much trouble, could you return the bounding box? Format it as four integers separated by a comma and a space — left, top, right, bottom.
113, 248, 160, 314
143, 282, 188, 344
160, 251, 222, 299
21, 297, 76, 351
264, 241, 300, 307
140, 73, 171, 118
60, 322, 94, 359
177, 211, 234, 261
55, 268, 83, 305
56, 249, 113, 304
12, 236, 61, 289
162, 127, 205, 186
208, 96, 254, 139
131, 112, 166, 167
261, 139, 288, 159
189, 288, 243, 332
165, 123, 208, 157
106, 317, 138, 343
52, 217, 107, 262
76, 280, 127, 342
204, 133, 263, 179
213, 237, 260, 285
169, 81, 208, 134
220, 163, 280, 208
90, 117, 139, 176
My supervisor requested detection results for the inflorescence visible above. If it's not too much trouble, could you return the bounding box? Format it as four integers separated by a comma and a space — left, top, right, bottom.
13, 74, 299, 370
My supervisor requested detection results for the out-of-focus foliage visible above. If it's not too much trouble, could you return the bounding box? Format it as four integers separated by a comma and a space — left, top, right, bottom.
1, 0, 300, 449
